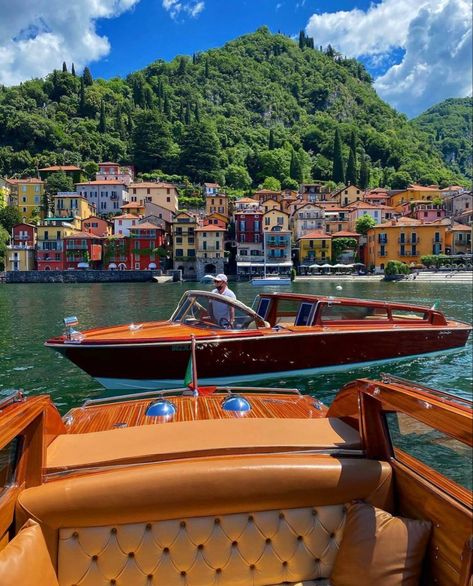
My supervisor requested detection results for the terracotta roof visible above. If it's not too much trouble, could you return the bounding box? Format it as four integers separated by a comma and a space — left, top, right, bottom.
98, 162, 120, 166
347, 201, 380, 210
405, 184, 441, 192
331, 231, 360, 238
236, 197, 259, 204
7, 178, 44, 184
39, 165, 81, 171
299, 231, 332, 239
64, 231, 98, 239
129, 222, 161, 230
195, 225, 224, 232
76, 180, 127, 186
113, 214, 140, 220
121, 202, 144, 208
448, 223, 471, 231
254, 189, 280, 195
54, 194, 88, 200
129, 182, 177, 189
204, 183, 220, 187
364, 193, 389, 199
263, 209, 289, 216
441, 185, 464, 191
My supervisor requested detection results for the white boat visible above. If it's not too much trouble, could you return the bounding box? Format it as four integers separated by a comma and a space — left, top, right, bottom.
251, 275, 291, 286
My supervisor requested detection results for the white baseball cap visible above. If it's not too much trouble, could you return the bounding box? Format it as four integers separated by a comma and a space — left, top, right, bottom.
213, 273, 228, 282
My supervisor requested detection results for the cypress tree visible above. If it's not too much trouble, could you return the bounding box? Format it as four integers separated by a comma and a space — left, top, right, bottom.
269, 129, 275, 150
184, 102, 191, 125
99, 100, 106, 133
82, 66, 93, 86
204, 58, 209, 78
79, 77, 85, 116
62, 61, 68, 73
298, 30, 305, 50
346, 130, 358, 185
163, 94, 171, 117
178, 57, 186, 75
290, 150, 304, 183
71, 63, 76, 77
194, 102, 201, 122
359, 155, 370, 189
332, 128, 345, 184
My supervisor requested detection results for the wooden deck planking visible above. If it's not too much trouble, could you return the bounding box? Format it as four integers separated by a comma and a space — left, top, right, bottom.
66, 394, 323, 434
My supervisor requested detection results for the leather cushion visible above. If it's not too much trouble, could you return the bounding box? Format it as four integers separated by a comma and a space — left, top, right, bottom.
0, 519, 59, 586
331, 502, 431, 586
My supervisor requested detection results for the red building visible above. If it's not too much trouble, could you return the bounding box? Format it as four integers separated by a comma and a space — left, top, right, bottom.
11, 223, 36, 247
63, 232, 103, 270
235, 211, 262, 244
128, 222, 166, 270
103, 237, 129, 270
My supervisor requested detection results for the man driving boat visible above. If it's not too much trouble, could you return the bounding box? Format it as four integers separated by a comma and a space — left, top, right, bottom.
209, 274, 236, 328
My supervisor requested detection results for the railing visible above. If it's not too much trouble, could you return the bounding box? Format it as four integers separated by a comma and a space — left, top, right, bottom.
197, 247, 221, 253
378, 238, 388, 244
65, 244, 88, 250
432, 238, 443, 243
236, 255, 264, 262
398, 237, 420, 244
37, 242, 63, 251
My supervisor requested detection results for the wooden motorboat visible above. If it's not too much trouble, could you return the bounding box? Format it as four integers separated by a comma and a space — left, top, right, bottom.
45, 290, 471, 390
0, 375, 471, 585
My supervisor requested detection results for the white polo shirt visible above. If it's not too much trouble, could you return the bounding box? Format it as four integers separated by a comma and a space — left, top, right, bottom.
211, 286, 236, 323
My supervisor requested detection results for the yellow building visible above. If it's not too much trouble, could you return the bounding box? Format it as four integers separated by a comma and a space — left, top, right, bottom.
6, 178, 45, 221
445, 223, 472, 255
172, 211, 197, 262
205, 193, 230, 218
262, 198, 281, 213
298, 231, 332, 265
389, 185, 442, 210
129, 182, 179, 213
195, 225, 225, 260
366, 219, 448, 270
263, 209, 289, 232
330, 185, 364, 207
54, 194, 96, 222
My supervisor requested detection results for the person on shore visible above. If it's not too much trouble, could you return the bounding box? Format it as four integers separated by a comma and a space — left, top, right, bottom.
209, 274, 236, 327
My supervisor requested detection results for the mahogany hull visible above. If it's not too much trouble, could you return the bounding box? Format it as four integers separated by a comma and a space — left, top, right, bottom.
51, 326, 470, 389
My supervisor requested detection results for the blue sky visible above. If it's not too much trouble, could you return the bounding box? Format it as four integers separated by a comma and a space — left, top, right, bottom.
0, 0, 471, 117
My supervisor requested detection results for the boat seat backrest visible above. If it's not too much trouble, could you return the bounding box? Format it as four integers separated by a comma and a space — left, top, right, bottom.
16, 455, 393, 586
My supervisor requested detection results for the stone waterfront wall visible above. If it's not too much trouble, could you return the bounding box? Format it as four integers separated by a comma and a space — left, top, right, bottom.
5, 270, 161, 284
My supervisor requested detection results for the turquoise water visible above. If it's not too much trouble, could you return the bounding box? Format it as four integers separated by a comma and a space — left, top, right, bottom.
0, 280, 471, 412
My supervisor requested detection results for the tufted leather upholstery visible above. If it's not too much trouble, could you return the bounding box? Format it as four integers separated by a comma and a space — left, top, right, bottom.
17, 455, 392, 586
58, 506, 344, 586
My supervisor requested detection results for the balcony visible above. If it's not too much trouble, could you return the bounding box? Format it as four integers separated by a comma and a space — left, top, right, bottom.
37, 242, 63, 251
197, 247, 221, 253
454, 238, 471, 246
377, 238, 388, 244
398, 237, 420, 244
399, 250, 412, 257
236, 255, 264, 262
65, 243, 88, 250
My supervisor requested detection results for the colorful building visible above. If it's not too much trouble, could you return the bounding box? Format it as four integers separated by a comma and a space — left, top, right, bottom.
389, 185, 442, 209
299, 183, 329, 203
254, 189, 283, 205
113, 213, 140, 237
36, 218, 77, 271
128, 222, 166, 270
366, 219, 448, 270
172, 211, 198, 278
6, 223, 36, 271
81, 216, 113, 237
264, 228, 292, 274
128, 182, 178, 213
263, 208, 290, 232
400, 201, 446, 222
203, 183, 221, 197
76, 180, 129, 215
63, 232, 103, 270
298, 231, 332, 266
443, 223, 472, 256
96, 162, 134, 185
292, 203, 325, 239
205, 192, 230, 218
323, 206, 350, 235
103, 236, 129, 270
331, 184, 364, 207
235, 210, 263, 277
7, 178, 45, 221
54, 193, 96, 222
347, 201, 393, 231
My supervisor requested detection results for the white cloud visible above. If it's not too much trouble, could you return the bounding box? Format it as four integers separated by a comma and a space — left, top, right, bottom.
305, 0, 472, 117
0, 0, 140, 86
162, 0, 205, 20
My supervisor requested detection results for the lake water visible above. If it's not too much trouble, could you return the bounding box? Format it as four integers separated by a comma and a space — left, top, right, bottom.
0, 280, 471, 413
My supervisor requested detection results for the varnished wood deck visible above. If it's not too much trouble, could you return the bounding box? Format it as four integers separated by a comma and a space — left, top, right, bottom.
66, 394, 325, 434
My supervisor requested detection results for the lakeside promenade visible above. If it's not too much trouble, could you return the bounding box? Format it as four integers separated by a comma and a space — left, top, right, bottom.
295, 272, 473, 283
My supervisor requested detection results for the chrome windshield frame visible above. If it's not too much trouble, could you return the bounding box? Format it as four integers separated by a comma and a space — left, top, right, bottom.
170, 290, 269, 329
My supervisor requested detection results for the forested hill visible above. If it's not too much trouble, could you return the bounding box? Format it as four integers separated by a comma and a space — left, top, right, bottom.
0, 27, 465, 189
412, 98, 473, 182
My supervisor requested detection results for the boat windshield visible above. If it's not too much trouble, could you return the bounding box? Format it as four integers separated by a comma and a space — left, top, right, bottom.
171, 292, 267, 330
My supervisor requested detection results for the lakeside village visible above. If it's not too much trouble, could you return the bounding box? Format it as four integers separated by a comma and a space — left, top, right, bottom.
1, 162, 472, 282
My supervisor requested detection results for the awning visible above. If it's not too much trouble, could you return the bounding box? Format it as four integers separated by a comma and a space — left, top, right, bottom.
237, 261, 293, 268
77, 262, 89, 268
108, 263, 117, 269
148, 263, 157, 269
333, 263, 354, 268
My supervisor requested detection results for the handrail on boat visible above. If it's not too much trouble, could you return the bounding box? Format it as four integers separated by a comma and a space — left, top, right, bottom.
380, 373, 473, 407
81, 385, 302, 408
0, 389, 24, 410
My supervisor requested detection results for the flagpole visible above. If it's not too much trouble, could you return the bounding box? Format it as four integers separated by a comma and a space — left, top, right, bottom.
191, 334, 199, 396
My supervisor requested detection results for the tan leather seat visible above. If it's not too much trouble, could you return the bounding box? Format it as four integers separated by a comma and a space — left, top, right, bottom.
46, 418, 362, 472
17, 454, 392, 585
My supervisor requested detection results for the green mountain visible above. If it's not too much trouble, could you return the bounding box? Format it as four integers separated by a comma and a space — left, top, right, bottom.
0, 27, 465, 189
412, 97, 472, 182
